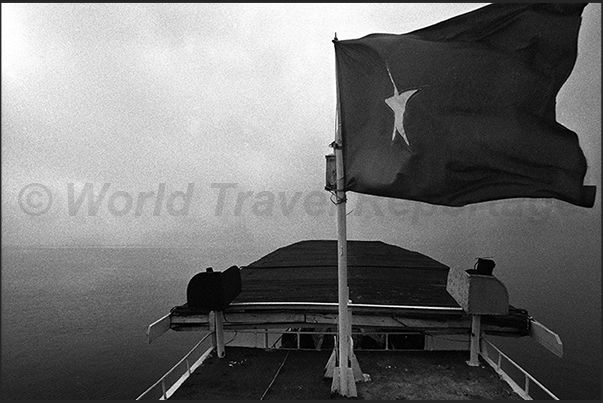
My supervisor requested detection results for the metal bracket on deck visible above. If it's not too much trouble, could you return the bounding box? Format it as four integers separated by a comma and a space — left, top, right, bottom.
529, 318, 563, 358
467, 314, 482, 366
146, 313, 171, 344
324, 336, 364, 382
209, 311, 226, 358
323, 300, 368, 398
324, 336, 363, 397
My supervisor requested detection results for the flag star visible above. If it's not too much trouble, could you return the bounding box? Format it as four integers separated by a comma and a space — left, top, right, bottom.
384, 65, 419, 148
385, 89, 418, 146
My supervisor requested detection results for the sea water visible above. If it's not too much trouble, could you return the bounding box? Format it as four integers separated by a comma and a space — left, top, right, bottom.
1, 246, 600, 400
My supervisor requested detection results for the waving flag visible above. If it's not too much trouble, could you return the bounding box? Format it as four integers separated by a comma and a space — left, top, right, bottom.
334, 3, 595, 207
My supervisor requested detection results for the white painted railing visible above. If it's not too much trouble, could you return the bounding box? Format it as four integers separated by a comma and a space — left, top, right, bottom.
480, 338, 559, 400
226, 328, 429, 351
136, 331, 215, 400
137, 327, 558, 400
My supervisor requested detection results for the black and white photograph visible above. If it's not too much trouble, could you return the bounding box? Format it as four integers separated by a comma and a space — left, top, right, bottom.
2, 3, 600, 400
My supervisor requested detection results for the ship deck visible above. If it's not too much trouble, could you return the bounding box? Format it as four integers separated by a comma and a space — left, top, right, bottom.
236, 239, 458, 306
169, 240, 530, 336
141, 240, 561, 400
168, 347, 522, 400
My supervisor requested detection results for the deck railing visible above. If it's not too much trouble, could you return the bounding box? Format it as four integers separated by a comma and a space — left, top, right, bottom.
231, 328, 429, 351
136, 331, 215, 400
136, 327, 558, 400
480, 338, 559, 400
135, 327, 433, 400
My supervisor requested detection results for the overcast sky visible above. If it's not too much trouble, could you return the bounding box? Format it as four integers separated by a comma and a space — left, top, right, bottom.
2, 3, 600, 271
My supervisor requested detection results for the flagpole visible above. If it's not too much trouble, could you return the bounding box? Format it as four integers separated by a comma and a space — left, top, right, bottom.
332, 33, 356, 397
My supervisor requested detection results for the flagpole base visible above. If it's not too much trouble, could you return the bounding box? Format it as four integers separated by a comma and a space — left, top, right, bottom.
331, 366, 357, 397
324, 345, 337, 378
324, 337, 365, 382
325, 336, 367, 397
351, 350, 364, 381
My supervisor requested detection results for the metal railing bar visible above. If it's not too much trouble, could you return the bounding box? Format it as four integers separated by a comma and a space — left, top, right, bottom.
228, 301, 463, 311
136, 331, 215, 400
481, 338, 559, 400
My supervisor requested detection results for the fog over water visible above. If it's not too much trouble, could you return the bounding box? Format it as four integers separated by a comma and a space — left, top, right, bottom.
2, 3, 600, 251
